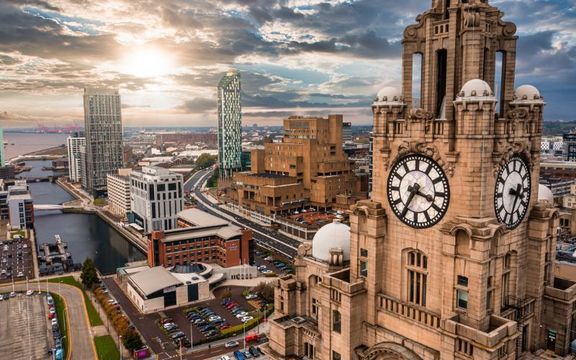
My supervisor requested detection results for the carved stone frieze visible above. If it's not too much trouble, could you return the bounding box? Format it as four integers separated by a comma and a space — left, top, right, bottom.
492, 141, 532, 175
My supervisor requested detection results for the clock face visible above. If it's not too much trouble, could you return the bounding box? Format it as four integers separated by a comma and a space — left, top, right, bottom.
387, 154, 450, 228
494, 156, 531, 229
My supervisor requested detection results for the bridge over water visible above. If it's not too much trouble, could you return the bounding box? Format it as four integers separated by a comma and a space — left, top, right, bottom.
34, 204, 80, 211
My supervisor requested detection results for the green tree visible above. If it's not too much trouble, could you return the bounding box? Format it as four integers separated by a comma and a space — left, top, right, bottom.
80, 258, 98, 289
195, 153, 217, 169
122, 328, 144, 351
253, 282, 275, 303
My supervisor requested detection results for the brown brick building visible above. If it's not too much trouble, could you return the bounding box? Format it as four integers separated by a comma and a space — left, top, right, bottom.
266, 1, 576, 359
147, 208, 254, 268
230, 115, 356, 215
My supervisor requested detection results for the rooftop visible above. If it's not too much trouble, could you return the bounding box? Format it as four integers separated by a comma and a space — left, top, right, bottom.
178, 208, 229, 227
128, 266, 182, 297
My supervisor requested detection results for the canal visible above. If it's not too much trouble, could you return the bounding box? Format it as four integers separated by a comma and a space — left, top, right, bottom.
22, 161, 145, 275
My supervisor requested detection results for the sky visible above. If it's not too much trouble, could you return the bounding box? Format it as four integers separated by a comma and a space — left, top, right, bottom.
0, 0, 574, 128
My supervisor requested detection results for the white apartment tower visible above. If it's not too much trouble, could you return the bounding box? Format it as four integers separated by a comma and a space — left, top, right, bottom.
107, 168, 132, 217
217, 69, 242, 178
83, 88, 123, 196
130, 166, 184, 234
66, 135, 85, 182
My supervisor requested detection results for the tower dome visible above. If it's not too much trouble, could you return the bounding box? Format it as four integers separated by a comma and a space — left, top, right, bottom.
458, 79, 494, 98
311, 219, 351, 262
538, 184, 554, 204
514, 84, 542, 101
374, 86, 404, 104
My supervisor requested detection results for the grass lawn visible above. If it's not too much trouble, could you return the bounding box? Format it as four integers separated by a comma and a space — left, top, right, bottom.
51, 293, 69, 359
94, 335, 120, 360
48, 276, 103, 326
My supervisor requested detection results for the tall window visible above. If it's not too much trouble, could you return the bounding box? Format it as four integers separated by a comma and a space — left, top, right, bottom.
311, 298, 318, 319
502, 253, 512, 309
304, 342, 315, 358
406, 250, 428, 306
332, 310, 341, 333
456, 275, 469, 310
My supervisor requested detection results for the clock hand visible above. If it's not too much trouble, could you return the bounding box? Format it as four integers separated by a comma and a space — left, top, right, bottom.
402, 184, 419, 217
416, 189, 434, 202
510, 184, 522, 214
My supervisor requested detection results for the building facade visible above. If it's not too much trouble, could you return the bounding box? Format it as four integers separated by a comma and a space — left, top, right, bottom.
83, 88, 124, 196
107, 168, 132, 217
7, 181, 34, 230
130, 166, 183, 234
217, 69, 242, 178
66, 135, 86, 183
0, 126, 4, 167
267, 1, 576, 359
230, 115, 356, 215
147, 208, 254, 269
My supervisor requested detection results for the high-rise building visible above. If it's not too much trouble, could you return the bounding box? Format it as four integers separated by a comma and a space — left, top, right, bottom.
266, 1, 575, 359
0, 126, 4, 167
107, 168, 132, 217
66, 135, 85, 183
83, 88, 123, 197
130, 166, 183, 234
217, 69, 242, 178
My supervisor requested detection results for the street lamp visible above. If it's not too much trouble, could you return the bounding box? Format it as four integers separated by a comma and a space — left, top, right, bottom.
119, 335, 122, 360
243, 320, 247, 352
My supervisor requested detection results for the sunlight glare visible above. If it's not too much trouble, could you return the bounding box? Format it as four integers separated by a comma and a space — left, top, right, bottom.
120, 47, 174, 78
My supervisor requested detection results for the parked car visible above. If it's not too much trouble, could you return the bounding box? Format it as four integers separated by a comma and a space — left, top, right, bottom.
26, 290, 34, 296
249, 346, 260, 357
225, 340, 239, 348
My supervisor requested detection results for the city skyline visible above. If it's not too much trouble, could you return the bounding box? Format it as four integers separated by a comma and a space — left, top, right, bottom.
0, 0, 574, 128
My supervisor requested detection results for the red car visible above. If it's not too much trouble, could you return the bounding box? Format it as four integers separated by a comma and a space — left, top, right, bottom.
48, 312, 56, 319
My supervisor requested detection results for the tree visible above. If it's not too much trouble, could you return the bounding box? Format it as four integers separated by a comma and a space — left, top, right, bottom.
195, 153, 217, 169
253, 282, 275, 303
80, 258, 98, 289
122, 328, 144, 351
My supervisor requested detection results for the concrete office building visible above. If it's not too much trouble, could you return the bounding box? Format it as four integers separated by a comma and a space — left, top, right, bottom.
83, 88, 123, 196
130, 166, 183, 234
230, 115, 356, 215
66, 135, 85, 182
217, 69, 242, 178
107, 168, 132, 217
266, 1, 576, 359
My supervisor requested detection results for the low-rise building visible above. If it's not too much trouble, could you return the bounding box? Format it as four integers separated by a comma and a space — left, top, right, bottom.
147, 208, 254, 269
107, 168, 132, 217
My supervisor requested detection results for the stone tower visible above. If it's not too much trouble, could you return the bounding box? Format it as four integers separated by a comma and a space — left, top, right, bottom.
266, 1, 576, 359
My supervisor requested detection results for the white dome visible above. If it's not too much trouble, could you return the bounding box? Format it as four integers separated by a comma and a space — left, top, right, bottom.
538, 184, 554, 203
458, 79, 494, 98
514, 84, 542, 101
374, 86, 403, 103
311, 220, 350, 262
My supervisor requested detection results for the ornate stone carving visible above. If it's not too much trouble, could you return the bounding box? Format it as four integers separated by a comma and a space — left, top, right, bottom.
464, 11, 481, 28
501, 21, 517, 37
492, 141, 532, 175
407, 108, 434, 121
395, 141, 455, 176
506, 108, 529, 120
358, 342, 423, 360
297, 242, 312, 257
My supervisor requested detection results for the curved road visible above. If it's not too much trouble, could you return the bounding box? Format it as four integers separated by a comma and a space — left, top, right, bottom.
0, 282, 96, 360
184, 169, 299, 259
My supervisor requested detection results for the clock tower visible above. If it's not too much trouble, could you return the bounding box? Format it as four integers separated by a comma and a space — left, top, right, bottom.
266, 1, 576, 359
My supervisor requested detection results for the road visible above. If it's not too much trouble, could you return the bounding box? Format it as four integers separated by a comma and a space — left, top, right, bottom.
184, 169, 299, 259
0, 281, 96, 360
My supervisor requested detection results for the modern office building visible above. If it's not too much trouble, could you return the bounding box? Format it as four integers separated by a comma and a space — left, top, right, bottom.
83, 88, 124, 197
267, 1, 576, 359
7, 180, 34, 230
147, 208, 254, 269
66, 135, 86, 182
217, 69, 242, 178
230, 115, 356, 215
563, 133, 576, 161
0, 126, 4, 167
106, 168, 132, 217
130, 166, 183, 234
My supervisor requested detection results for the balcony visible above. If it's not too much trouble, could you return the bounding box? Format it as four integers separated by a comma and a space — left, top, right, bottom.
444, 314, 517, 349
545, 277, 576, 301
500, 296, 536, 322
377, 294, 441, 329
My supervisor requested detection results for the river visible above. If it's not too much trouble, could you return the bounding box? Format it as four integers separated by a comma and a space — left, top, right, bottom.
22, 161, 145, 275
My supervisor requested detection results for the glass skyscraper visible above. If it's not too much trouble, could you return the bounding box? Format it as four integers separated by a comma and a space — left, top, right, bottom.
217, 69, 242, 178
83, 88, 124, 197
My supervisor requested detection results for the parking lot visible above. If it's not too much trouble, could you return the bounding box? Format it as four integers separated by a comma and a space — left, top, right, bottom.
0, 238, 35, 282
0, 292, 52, 359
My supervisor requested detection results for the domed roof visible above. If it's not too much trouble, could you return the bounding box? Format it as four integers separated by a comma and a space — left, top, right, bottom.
458, 79, 494, 98
514, 84, 542, 101
538, 184, 554, 203
312, 219, 350, 262
374, 86, 404, 104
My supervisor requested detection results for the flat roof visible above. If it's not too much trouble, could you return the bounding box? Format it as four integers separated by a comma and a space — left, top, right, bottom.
128, 266, 182, 297
178, 208, 229, 227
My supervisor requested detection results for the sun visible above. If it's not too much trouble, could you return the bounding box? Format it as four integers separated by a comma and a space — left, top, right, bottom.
119, 47, 174, 78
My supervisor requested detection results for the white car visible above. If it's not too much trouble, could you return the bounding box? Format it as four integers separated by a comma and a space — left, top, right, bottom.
51, 318, 58, 326
241, 316, 254, 322
219, 356, 231, 360
224, 340, 239, 348
26, 290, 33, 296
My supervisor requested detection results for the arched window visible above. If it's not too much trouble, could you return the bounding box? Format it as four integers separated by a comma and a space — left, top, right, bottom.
332, 310, 341, 333
406, 250, 428, 306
